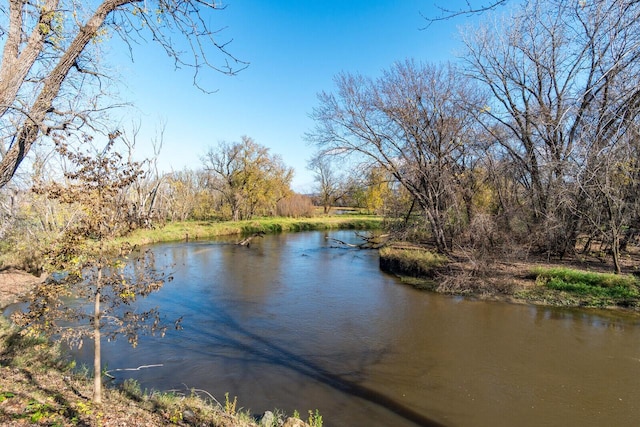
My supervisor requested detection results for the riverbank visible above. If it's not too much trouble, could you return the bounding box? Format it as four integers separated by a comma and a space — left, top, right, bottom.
0, 217, 382, 426
4, 216, 640, 425
379, 244, 640, 311
122, 215, 384, 246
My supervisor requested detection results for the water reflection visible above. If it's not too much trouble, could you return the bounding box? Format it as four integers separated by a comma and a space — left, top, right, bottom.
48, 231, 640, 426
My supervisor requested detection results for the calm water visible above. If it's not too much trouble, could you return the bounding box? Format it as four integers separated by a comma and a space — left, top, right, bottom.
63, 231, 640, 426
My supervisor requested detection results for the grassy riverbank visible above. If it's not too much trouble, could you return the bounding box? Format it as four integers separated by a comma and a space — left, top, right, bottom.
517, 267, 640, 308
123, 215, 383, 246
379, 246, 640, 310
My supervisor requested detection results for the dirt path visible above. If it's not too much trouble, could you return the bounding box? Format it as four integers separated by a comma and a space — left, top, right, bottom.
0, 268, 45, 309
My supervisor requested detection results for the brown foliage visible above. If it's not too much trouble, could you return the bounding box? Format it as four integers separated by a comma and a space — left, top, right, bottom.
276, 194, 315, 217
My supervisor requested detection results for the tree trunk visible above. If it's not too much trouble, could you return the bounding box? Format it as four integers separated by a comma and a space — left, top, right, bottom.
424, 208, 449, 253
93, 268, 103, 404
0, 0, 59, 119
0, 0, 137, 189
612, 233, 622, 275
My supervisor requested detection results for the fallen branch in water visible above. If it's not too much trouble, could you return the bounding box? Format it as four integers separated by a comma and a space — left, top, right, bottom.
104, 364, 164, 379
237, 231, 266, 247
328, 232, 390, 249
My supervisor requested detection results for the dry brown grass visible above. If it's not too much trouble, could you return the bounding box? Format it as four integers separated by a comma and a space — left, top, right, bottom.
0, 268, 45, 310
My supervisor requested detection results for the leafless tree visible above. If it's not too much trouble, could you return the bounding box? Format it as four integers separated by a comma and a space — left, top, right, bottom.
423, 0, 510, 26
572, 65, 640, 271
461, 0, 640, 255
0, 0, 246, 189
307, 60, 484, 252
307, 153, 351, 214
575, 129, 640, 273
122, 121, 168, 228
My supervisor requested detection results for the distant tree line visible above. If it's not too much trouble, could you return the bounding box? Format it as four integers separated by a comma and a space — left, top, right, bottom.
0, 133, 323, 270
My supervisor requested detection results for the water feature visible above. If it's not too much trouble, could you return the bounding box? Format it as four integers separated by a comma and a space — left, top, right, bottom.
42, 231, 640, 425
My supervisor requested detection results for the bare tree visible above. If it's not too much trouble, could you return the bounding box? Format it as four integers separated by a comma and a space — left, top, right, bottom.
0, 0, 246, 189
461, 0, 640, 255
122, 121, 168, 228
423, 0, 510, 26
307, 60, 483, 252
576, 131, 640, 273
572, 64, 640, 271
307, 153, 350, 214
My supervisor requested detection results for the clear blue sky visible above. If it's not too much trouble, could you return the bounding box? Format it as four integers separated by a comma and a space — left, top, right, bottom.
108, 1, 485, 192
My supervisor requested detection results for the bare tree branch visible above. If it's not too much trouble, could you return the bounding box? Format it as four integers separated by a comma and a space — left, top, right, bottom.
0, 0, 246, 188
422, 0, 510, 28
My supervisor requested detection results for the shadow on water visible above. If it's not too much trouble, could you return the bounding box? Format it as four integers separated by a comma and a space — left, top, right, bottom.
187, 305, 444, 427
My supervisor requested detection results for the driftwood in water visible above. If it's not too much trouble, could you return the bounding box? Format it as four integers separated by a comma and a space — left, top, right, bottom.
237, 231, 266, 247
328, 232, 390, 249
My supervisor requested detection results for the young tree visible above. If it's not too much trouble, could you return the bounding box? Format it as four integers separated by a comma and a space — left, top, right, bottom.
307, 153, 350, 214
0, 0, 245, 189
575, 121, 640, 273
12, 136, 176, 404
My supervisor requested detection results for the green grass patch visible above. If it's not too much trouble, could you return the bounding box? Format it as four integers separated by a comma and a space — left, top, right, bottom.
122, 215, 383, 246
532, 267, 640, 300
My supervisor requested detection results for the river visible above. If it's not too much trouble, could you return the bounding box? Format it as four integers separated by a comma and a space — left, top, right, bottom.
63, 231, 640, 426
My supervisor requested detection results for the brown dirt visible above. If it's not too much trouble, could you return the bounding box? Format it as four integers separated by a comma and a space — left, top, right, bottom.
0, 268, 45, 310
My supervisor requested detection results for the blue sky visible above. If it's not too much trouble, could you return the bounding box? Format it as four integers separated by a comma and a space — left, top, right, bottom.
109, 1, 485, 192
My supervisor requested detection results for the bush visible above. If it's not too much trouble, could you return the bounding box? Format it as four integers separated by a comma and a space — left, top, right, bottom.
276, 194, 315, 218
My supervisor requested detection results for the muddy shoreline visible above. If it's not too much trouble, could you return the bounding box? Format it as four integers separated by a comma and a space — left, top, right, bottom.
0, 268, 45, 310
